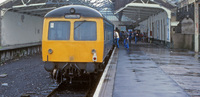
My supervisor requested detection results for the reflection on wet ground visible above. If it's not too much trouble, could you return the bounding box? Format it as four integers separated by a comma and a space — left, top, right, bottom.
133, 42, 200, 97
114, 42, 189, 97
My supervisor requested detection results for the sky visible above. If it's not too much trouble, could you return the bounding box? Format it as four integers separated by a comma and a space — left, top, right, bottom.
0, 0, 7, 4
0, 0, 183, 5
167, 0, 182, 3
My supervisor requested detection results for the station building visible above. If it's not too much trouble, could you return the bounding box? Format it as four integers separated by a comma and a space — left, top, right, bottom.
0, 0, 200, 62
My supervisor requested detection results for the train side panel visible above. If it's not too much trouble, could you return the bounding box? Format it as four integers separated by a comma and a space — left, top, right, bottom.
103, 20, 114, 60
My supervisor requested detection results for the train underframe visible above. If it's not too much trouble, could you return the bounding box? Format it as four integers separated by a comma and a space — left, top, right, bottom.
44, 62, 105, 84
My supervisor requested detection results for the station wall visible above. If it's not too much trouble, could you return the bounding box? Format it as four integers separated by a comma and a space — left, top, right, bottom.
138, 11, 170, 42
1, 11, 43, 46
175, 2, 195, 50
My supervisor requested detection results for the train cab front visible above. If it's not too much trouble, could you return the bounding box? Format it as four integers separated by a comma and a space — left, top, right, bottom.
42, 5, 105, 84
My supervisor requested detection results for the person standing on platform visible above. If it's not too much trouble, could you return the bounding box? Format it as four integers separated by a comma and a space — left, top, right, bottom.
123, 31, 129, 49
129, 31, 132, 44
134, 30, 139, 44
119, 31, 123, 44
114, 30, 119, 48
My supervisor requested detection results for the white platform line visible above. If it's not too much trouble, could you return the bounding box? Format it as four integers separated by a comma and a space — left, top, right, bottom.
93, 47, 116, 97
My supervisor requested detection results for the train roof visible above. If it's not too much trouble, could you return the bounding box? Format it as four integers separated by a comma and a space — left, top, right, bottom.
45, 5, 103, 18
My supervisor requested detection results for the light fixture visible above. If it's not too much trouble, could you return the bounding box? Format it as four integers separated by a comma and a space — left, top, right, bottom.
48, 49, 53, 54
70, 8, 75, 14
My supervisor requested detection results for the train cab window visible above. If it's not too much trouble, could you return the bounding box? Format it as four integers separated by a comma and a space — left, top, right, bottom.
74, 21, 96, 41
48, 21, 70, 40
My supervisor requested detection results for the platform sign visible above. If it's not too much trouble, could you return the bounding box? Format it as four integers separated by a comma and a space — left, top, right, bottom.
120, 26, 126, 31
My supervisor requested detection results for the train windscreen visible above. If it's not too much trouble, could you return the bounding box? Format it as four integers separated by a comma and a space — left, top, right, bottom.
74, 21, 97, 41
48, 21, 70, 40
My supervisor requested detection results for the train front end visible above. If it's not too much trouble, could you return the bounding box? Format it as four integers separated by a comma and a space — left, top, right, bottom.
42, 5, 104, 83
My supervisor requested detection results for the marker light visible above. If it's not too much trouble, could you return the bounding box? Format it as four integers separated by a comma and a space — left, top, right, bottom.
92, 53, 97, 62
93, 57, 97, 61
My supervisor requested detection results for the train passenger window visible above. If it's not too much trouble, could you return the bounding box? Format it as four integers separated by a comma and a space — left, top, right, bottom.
74, 21, 96, 40
48, 21, 70, 40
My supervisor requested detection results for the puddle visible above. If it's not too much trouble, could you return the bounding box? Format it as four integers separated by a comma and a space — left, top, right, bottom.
184, 89, 200, 94
104, 78, 110, 83
132, 62, 144, 64
132, 69, 143, 72
167, 63, 184, 65
129, 59, 150, 61
149, 66, 157, 68
170, 72, 200, 77
186, 72, 200, 77
170, 49, 189, 52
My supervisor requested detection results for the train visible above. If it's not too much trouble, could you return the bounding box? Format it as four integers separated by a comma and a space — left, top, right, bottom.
42, 5, 114, 84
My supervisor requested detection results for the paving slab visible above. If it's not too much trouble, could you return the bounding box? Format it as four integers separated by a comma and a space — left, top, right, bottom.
141, 43, 200, 97
113, 42, 190, 97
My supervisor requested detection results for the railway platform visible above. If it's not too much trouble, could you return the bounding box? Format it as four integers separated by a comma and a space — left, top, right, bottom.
1, 42, 200, 97
96, 42, 200, 97
113, 42, 189, 97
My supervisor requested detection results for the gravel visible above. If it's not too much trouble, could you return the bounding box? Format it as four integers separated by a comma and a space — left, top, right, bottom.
0, 54, 54, 97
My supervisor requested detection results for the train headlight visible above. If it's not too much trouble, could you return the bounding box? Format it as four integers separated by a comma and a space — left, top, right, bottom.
70, 8, 75, 14
91, 49, 96, 54
48, 49, 53, 54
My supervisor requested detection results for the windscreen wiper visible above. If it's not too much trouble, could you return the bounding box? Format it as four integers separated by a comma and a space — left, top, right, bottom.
74, 20, 87, 30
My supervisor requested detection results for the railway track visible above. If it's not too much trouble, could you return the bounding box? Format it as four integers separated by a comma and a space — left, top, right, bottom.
46, 47, 115, 97
46, 73, 100, 97
47, 81, 90, 97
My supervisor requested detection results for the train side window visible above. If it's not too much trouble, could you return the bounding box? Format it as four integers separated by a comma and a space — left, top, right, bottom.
48, 21, 70, 40
74, 21, 97, 41
104, 23, 106, 41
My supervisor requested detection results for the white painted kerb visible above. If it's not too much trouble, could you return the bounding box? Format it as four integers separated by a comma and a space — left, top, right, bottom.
93, 47, 116, 97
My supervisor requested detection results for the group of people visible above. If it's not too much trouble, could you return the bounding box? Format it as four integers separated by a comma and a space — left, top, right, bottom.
114, 29, 146, 49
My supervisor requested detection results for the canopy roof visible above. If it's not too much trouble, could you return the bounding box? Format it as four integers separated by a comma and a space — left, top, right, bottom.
45, 5, 103, 18
0, 0, 175, 24
115, 2, 172, 23
0, 0, 114, 17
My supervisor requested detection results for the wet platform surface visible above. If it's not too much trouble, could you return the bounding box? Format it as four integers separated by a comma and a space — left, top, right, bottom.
113, 42, 200, 97
1, 42, 200, 97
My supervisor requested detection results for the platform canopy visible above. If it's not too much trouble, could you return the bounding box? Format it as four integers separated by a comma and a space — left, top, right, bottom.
0, 0, 175, 23
0, 0, 117, 20
113, 0, 175, 25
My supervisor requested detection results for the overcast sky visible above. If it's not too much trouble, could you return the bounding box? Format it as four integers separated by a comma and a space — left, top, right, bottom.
0, 0, 182, 5
0, 0, 7, 4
